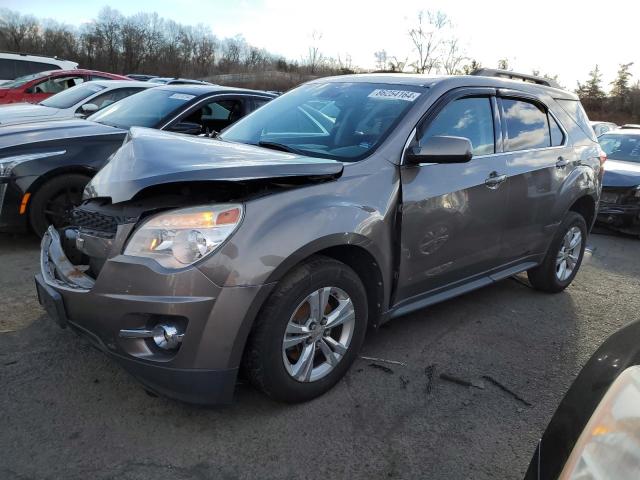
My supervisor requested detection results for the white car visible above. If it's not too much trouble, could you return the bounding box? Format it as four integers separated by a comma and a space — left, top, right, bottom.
0, 80, 154, 126
0, 52, 78, 85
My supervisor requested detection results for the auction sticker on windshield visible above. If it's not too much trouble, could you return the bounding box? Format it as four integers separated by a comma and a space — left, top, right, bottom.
368, 89, 421, 101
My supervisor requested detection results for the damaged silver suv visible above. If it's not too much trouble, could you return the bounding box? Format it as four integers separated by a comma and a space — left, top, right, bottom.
36, 71, 604, 404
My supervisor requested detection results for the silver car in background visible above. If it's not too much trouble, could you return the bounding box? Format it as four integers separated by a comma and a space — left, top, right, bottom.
0, 80, 154, 126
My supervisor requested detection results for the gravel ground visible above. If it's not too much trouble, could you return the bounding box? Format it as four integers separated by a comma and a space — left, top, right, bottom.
1, 230, 639, 480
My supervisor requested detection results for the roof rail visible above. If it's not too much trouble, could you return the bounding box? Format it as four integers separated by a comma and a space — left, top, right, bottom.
471, 68, 560, 89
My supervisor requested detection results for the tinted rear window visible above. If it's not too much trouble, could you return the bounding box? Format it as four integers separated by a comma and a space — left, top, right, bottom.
556, 99, 597, 142
502, 98, 550, 151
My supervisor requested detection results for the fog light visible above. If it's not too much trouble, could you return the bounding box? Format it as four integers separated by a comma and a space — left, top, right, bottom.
119, 323, 185, 350
152, 323, 184, 350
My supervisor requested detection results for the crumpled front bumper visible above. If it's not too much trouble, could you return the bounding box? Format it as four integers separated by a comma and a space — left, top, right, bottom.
597, 202, 640, 234
36, 226, 272, 404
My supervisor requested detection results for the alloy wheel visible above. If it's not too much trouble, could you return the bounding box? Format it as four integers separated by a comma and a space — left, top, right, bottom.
282, 287, 355, 383
556, 226, 582, 281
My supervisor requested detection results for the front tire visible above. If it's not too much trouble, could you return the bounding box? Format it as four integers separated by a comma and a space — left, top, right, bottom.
243, 256, 368, 403
29, 174, 91, 237
527, 211, 587, 293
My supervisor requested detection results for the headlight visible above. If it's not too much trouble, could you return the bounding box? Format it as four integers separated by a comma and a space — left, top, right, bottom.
634, 186, 640, 198
559, 365, 640, 480
124, 204, 243, 269
0, 150, 66, 178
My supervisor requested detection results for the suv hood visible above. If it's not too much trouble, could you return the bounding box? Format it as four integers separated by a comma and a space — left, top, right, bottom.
0, 118, 124, 150
603, 159, 640, 188
0, 103, 58, 124
85, 127, 344, 203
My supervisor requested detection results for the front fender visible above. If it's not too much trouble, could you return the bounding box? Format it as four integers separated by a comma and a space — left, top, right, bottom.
197, 162, 399, 295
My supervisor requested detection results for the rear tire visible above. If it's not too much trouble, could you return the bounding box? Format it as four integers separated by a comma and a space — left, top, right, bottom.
29, 174, 91, 237
243, 255, 368, 403
527, 211, 587, 293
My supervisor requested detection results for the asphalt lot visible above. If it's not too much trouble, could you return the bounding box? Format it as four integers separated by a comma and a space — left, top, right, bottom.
1, 229, 639, 480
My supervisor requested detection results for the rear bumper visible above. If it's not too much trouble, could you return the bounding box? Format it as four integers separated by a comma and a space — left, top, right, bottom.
36, 226, 273, 404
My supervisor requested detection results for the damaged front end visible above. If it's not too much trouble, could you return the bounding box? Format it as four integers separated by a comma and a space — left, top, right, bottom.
34, 127, 345, 404
597, 185, 640, 235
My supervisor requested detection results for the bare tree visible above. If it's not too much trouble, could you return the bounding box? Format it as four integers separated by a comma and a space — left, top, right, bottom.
442, 38, 466, 75
388, 55, 408, 73
408, 10, 449, 74
374, 50, 388, 71
0, 9, 39, 51
306, 31, 324, 74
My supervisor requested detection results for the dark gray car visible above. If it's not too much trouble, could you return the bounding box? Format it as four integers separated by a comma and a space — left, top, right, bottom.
35, 72, 603, 404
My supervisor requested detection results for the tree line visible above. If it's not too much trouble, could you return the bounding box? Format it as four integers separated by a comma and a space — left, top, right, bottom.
576, 64, 640, 124
1, 6, 638, 123
0, 7, 353, 90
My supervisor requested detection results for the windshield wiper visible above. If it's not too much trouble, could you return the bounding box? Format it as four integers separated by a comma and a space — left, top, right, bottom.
257, 141, 305, 155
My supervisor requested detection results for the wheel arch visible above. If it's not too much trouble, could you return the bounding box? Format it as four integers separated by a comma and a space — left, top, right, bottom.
568, 194, 597, 231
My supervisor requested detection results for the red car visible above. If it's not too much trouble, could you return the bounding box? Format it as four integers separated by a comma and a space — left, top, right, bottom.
0, 69, 130, 104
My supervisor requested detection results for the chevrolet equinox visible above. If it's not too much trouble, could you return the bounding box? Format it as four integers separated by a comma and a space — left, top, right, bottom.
36, 71, 604, 404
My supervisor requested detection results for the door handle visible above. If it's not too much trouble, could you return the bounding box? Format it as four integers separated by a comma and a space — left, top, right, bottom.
485, 171, 507, 190
556, 156, 569, 168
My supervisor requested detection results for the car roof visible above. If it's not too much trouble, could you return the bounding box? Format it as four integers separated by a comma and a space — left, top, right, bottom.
153, 84, 277, 96
313, 73, 578, 100
88, 80, 155, 89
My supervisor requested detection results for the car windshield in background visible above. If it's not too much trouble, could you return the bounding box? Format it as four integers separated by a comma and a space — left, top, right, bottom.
40, 83, 106, 109
220, 82, 424, 161
599, 133, 640, 163
1, 72, 48, 89
87, 88, 195, 129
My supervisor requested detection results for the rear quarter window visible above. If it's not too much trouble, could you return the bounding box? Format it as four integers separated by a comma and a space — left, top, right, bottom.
556, 99, 597, 142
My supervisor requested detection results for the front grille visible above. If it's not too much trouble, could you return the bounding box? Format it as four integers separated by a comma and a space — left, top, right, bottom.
72, 208, 119, 234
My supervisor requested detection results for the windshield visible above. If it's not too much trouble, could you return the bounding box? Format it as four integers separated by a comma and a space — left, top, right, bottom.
40, 82, 106, 109
87, 88, 195, 129
2, 72, 48, 89
599, 133, 640, 164
220, 82, 424, 161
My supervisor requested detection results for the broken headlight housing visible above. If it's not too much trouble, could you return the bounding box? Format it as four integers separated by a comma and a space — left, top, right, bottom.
124, 204, 243, 269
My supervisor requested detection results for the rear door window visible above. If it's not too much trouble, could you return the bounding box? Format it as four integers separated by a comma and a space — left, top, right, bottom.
419, 96, 495, 156
502, 98, 550, 151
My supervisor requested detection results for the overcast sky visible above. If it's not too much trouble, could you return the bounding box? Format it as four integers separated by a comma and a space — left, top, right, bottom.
4, 0, 639, 90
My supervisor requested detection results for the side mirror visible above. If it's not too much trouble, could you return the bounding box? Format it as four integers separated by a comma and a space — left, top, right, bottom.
167, 121, 202, 135
405, 135, 473, 165
81, 103, 99, 114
